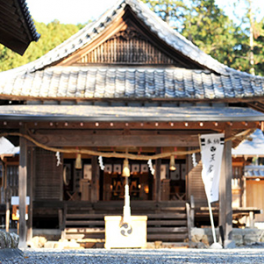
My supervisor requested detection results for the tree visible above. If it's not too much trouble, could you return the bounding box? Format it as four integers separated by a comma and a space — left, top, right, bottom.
181, 0, 247, 71
142, 0, 264, 75
228, 0, 264, 75
0, 20, 86, 72
141, 0, 187, 30
253, 19, 264, 76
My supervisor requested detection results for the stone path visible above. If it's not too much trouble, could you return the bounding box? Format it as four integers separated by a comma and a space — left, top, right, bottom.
1, 247, 264, 264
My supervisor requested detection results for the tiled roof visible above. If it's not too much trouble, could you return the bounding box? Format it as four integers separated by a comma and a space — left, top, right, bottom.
0, 105, 263, 122
0, 0, 250, 76
1, 66, 264, 100
244, 166, 264, 177
1, 0, 263, 101
232, 129, 264, 156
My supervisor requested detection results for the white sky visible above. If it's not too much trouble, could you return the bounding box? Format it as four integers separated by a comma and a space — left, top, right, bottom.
27, 0, 118, 24
26, 0, 261, 25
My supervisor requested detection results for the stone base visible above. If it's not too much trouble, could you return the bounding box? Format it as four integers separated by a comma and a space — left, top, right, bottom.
0, 231, 19, 249
224, 240, 236, 249
210, 242, 223, 249
191, 227, 264, 247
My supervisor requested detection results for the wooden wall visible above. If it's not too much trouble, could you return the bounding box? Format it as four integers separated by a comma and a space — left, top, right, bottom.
35, 148, 63, 201
187, 151, 207, 205
188, 162, 207, 205
246, 179, 264, 222
76, 30, 176, 65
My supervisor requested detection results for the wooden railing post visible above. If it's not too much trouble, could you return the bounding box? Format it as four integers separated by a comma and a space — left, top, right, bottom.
61, 202, 67, 240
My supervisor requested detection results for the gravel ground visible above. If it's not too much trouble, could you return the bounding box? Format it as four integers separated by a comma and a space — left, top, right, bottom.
1, 247, 264, 264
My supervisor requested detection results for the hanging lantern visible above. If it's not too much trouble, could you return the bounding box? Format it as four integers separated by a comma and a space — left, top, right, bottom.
122, 158, 130, 177
75, 153, 82, 169
169, 155, 176, 171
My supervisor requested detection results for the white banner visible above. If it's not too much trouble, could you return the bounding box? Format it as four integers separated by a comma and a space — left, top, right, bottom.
200, 133, 224, 203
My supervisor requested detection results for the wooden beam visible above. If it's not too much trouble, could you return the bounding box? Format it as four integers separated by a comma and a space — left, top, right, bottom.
0, 121, 260, 130
29, 132, 200, 147
219, 125, 234, 248
18, 127, 27, 248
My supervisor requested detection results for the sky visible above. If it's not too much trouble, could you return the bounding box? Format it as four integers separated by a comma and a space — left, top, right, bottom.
26, 0, 262, 25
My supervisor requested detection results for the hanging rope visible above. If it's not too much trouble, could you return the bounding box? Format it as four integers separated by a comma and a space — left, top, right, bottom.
0, 129, 255, 160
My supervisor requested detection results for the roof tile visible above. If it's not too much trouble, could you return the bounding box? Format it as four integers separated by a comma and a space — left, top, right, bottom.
1, 67, 264, 100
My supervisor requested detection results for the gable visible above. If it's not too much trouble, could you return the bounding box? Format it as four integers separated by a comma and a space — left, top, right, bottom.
73, 28, 176, 65
58, 6, 203, 69
3, 0, 234, 75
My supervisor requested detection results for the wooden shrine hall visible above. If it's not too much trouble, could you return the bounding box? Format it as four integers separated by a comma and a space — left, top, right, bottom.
1, 0, 264, 248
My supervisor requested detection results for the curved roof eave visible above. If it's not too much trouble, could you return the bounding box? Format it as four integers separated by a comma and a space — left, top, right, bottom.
17, 0, 40, 42
0, 0, 40, 55
1, 66, 264, 100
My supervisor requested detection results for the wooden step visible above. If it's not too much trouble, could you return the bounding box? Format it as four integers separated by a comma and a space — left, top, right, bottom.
147, 233, 188, 241
66, 227, 105, 233
65, 220, 105, 226
160, 207, 186, 212
147, 227, 188, 233
63, 202, 189, 243
65, 233, 105, 240
146, 213, 186, 219
147, 220, 187, 226
66, 214, 105, 219
66, 213, 186, 220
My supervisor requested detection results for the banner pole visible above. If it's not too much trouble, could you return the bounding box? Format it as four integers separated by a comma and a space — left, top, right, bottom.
199, 133, 223, 248
207, 199, 217, 244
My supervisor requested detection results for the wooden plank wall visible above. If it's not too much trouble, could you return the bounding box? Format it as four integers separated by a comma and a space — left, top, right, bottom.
76, 31, 176, 65
187, 152, 207, 205
246, 180, 264, 222
35, 148, 62, 201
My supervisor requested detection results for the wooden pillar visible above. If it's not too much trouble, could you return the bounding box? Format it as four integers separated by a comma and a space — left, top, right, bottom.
155, 148, 161, 203
219, 126, 234, 248
18, 128, 27, 249
4, 160, 10, 233
186, 148, 193, 200
91, 155, 98, 203
27, 147, 34, 245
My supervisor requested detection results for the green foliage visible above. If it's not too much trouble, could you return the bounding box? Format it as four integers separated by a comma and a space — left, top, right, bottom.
254, 19, 264, 76
141, 0, 264, 76
142, 0, 187, 29
181, 0, 249, 72
0, 20, 86, 72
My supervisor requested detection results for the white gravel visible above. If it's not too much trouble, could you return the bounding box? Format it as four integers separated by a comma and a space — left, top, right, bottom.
2, 247, 264, 264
